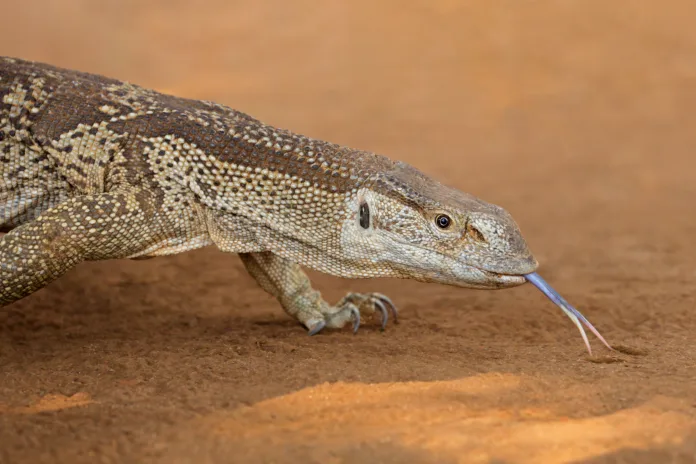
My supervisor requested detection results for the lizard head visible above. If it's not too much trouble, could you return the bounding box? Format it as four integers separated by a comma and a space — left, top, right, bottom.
340, 161, 538, 288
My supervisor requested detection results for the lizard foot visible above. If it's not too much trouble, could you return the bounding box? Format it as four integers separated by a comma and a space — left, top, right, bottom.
307, 292, 398, 336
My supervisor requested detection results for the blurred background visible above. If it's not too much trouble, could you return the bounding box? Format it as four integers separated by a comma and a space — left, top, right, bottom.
3, 1, 696, 463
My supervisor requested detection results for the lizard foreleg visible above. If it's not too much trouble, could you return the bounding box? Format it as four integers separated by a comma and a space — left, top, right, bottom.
239, 251, 397, 334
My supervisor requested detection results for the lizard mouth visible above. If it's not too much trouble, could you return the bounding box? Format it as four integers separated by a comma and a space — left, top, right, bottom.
476, 269, 527, 287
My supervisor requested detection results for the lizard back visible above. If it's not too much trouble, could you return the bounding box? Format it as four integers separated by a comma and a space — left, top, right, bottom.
0, 57, 395, 246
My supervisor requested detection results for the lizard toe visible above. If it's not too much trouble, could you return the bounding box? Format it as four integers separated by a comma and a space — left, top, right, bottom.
335, 292, 398, 330
372, 293, 398, 324
374, 299, 388, 330
305, 293, 395, 334
350, 305, 361, 334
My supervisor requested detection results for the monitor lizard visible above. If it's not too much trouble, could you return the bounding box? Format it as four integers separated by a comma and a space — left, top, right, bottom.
0, 56, 547, 337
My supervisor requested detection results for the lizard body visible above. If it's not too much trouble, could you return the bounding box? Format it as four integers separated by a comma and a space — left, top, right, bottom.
0, 56, 537, 333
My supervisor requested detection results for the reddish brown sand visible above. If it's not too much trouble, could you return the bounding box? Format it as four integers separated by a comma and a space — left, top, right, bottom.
2, 1, 696, 463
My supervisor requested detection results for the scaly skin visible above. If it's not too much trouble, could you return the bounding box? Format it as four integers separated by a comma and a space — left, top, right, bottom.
0, 57, 537, 334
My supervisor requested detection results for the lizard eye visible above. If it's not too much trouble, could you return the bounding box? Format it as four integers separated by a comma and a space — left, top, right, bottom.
359, 202, 370, 229
435, 214, 451, 229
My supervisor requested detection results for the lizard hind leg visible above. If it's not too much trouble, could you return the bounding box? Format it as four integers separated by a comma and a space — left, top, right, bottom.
239, 252, 398, 335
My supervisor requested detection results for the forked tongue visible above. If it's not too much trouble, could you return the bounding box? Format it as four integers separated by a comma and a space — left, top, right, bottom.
524, 272, 612, 355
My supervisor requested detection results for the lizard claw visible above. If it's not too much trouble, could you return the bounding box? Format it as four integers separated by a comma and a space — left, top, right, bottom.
308, 320, 327, 336
374, 293, 398, 324
306, 292, 395, 335
350, 306, 361, 334
339, 292, 397, 331
375, 300, 389, 330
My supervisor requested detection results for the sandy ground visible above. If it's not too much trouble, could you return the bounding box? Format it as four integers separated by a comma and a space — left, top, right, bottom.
2, 1, 696, 463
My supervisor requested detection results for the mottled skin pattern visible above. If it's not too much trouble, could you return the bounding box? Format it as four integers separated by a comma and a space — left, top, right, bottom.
0, 57, 537, 334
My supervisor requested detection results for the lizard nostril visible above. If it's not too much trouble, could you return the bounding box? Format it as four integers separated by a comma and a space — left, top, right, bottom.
467, 225, 487, 243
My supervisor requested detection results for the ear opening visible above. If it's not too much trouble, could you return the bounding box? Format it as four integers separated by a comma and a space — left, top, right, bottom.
359, 200, 370, 229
